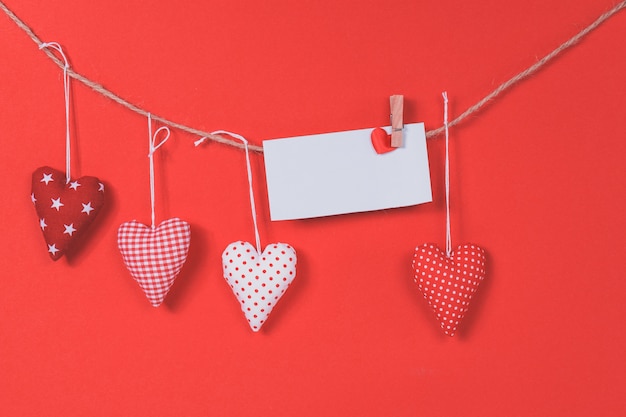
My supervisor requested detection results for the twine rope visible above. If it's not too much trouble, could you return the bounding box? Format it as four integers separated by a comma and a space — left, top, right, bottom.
1, 0, 625, 150
425, 1, 626, 138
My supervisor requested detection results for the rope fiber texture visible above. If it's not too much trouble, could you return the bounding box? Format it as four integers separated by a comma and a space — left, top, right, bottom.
1, 1, 624, 151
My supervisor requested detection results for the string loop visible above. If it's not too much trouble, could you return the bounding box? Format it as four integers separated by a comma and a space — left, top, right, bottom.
196, 132, 262, 254
150, 127, 171, 156
39, 42, 72, 183
148, 113, 171, 228
443, 92, 452, 258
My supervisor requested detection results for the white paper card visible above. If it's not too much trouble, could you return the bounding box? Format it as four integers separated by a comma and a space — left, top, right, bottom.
263, 122, 432, 220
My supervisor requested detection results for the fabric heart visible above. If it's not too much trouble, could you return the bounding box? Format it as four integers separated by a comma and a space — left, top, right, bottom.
412, 243, 486, 336
222, 241, 297, 331
117, 218, 191, 307
370, 127, 396, 154
31, 166, 105, 260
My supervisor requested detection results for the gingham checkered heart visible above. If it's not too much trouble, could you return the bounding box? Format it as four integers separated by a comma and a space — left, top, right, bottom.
118, 218, 191, 307
412, 243, 486, 336
222, 241, 297, 331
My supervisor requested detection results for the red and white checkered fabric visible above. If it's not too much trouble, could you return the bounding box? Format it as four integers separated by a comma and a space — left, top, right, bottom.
118, 218, 191, 307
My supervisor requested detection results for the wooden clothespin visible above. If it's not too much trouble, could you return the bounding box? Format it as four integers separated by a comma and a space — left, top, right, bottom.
390, 95, 404, 147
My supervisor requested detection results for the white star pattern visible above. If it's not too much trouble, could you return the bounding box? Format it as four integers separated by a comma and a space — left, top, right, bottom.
51, 197, 64, 211
31, 193, 37, 204
98, 182, 105, 192
41, 173, 54, 185
69, 181, 81, 190
81, 202, 94, 215
63, 224, 77, 236
40, 218, 47, 230
48, 244, 59, 255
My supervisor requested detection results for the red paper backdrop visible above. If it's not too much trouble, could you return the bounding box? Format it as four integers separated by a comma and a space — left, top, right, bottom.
1, 1, 625, 416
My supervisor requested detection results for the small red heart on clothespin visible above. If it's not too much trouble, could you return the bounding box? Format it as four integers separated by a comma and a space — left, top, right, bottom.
222, 241, 297, 331
31, 166, 105, 260
412, 243, 486, 336
370, 127, 396, 154
118, 218, 191, 307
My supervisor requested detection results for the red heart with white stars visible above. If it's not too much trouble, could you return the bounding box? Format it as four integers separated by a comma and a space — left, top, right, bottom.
412, 243, 486, 336
31, 166, 105, 261
222, 241, 297, 331
117, 218, 191, 307
371, 127, 396, 154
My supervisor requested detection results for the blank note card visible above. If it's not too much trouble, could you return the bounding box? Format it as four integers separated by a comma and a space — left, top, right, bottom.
263, 123, 432, 221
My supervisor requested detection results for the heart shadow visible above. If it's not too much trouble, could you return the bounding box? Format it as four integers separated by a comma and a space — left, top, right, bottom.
162, 222, 211, 312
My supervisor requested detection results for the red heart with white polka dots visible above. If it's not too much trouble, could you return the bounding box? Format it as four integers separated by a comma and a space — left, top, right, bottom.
412, 243, 486, 336
222, 241, 297, 332
31, 166, 105, 260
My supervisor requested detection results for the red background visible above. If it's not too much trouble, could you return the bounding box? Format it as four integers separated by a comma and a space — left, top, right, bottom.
1, 1, 625, 416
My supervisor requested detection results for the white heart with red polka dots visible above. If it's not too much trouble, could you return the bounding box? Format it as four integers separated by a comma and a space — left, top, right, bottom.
412, 243, 486, 336
222, 241, 297, 332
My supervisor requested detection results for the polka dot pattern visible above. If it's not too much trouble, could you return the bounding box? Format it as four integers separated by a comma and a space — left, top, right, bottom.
412, 243, 486, 336
222, 241, 297, 332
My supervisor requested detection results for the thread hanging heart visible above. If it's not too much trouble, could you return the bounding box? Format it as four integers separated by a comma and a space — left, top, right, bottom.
118, 218, 191, 307
412, 243, 486, 336
31, 166, 105, 260
222, 241, 297, 331
370, 127, 396, 154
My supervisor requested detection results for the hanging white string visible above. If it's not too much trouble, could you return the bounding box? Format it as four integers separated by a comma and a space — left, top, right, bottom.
195, 132, 262, 254
39, 42, 71, 183
443, 92, 452, 258
147, 113, 171, 229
